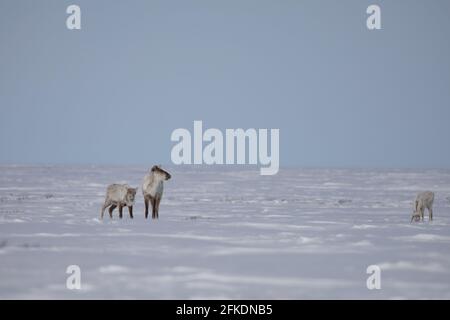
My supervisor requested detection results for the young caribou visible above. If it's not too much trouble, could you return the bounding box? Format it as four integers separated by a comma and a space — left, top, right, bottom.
101, 184, 137, 219
411, 191, 435, 222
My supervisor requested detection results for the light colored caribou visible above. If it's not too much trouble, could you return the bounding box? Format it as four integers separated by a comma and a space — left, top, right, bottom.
411, 191, 434, 222
101, 184, 137, 219
142, 165, 171, 219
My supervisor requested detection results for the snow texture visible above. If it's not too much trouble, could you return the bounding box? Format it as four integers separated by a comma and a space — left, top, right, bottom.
0, 165, 450, 299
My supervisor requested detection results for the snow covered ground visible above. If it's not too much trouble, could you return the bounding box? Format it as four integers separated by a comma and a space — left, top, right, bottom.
1, 165, 450, 299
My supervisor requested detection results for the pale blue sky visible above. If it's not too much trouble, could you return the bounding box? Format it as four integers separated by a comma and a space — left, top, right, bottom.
1, 0, 449, 167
